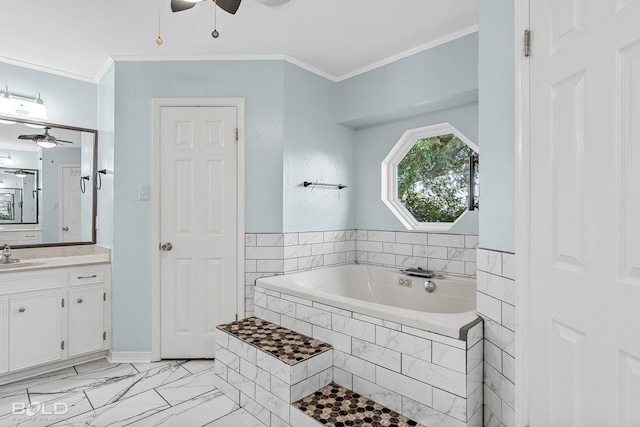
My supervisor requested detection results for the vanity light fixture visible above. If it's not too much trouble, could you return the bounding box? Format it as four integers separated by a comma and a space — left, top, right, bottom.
0, 87, 16, 116
0, 155, 13, 166
0, 86, 48, 121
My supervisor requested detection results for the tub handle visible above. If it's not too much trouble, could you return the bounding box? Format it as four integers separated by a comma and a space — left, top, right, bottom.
424, 281, 436, 293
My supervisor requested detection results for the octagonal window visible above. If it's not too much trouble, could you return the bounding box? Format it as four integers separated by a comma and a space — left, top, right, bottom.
382, 123, 478, 231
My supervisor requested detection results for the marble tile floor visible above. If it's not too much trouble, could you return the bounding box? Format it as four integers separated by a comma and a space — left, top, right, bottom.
0, 358, 264, 427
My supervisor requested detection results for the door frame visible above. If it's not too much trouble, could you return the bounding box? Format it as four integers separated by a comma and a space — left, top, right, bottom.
150, 97, 246, 361
514, 0, 530, 425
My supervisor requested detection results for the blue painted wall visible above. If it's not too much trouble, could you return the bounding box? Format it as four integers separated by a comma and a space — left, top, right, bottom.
1, 29, 493, 352
110, 60, 286, 351
337, 33, 479, 129
0, 62, 97, 129
338, 33, 480, 235
96, 64, 115, 250
106, 35, 483, 351
282, 63, 356, 232
478, 1, 515, 252
354, 103, 479, 234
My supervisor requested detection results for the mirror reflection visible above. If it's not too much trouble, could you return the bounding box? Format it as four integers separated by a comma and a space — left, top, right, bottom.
0, 119, 96, 246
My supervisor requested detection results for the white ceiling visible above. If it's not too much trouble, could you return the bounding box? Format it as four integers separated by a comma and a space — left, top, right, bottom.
0, 0, 478, 82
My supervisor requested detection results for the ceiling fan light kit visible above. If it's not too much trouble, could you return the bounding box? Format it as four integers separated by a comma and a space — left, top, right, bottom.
254, 0, 289, 7
36, 139, 57, 149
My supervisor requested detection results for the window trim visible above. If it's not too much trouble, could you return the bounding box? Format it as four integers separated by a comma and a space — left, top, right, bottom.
381, 122, 479, 231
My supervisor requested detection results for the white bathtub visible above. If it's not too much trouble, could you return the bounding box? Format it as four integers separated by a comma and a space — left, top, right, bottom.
256, 263, 478, 339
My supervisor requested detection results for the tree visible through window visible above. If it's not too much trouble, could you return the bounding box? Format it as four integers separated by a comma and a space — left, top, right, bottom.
397, 134, 471, 223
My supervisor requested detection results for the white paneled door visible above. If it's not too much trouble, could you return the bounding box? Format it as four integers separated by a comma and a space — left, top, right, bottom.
60, 165, 82, 242
160, 106, 238, 359
529, 1, 640, 425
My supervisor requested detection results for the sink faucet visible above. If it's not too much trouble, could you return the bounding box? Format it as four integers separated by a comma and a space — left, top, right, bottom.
0, 244, 19, 264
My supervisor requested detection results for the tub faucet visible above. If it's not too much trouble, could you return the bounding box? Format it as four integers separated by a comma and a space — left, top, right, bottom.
0, 244, 19, 264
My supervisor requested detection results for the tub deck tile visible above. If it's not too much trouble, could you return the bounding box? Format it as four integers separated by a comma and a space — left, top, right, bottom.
217, 317, 332, 366
293, 382, 425, 427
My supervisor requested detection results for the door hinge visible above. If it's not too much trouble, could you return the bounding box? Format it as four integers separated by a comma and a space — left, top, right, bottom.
235, 128, 238, 142
103, 331, 107, 341
61, 298, 65, 308
61, 340, 65, 350
103, 292, 106, 302
524, 29, 531, 57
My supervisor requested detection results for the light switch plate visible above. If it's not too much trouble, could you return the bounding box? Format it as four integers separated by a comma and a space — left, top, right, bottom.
139, 185, 150, 201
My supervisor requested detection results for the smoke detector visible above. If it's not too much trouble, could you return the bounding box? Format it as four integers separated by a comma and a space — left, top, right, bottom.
255, 0, 290, 7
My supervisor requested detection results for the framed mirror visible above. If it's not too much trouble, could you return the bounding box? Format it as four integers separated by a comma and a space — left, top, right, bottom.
0, 116, 96, 247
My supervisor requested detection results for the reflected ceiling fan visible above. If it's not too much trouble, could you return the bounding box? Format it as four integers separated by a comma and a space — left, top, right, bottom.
4, 169, 35, 178
17, 127, 73, 148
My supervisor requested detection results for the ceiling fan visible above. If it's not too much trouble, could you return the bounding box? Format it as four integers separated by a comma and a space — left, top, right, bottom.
170, 0, 290, 15
171, 0, 241, 14
17, 127, 73, 148
4, 169, 35, 178
164, 0, 289, 41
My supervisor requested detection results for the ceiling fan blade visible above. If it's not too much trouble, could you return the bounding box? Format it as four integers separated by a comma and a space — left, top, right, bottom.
55, 139, 74, 144
171, 0, 197, 12
215, 0, 241, 14
18, 134, 42, 141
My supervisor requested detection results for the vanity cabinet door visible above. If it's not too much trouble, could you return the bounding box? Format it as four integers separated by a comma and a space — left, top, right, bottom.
68, 285, 104, 357
9, 291, 63, 371
0, 298, 7, 374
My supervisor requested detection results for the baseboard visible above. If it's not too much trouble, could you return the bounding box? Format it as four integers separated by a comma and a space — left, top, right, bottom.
107, 350, 155, 364
0, 351, 108, 386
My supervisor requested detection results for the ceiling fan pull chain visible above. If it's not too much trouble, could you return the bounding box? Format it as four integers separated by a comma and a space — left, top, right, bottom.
156, 0, 164, 45
212, 0, 220, 38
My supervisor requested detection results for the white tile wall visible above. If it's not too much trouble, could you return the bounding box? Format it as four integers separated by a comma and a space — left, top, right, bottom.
245, 229, 478, 317
477, 248, 516, 427
356, 230, 478, 277
244, 230, 357, 317
254, 286, 483, 426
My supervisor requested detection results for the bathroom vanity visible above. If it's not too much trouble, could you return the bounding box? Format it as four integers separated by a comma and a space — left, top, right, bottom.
0, 245, 110, 385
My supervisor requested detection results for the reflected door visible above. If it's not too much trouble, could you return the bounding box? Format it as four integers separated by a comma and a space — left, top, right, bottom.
529, 0, 640, 425
160, 106, 238, 358
60, 165, 81, 242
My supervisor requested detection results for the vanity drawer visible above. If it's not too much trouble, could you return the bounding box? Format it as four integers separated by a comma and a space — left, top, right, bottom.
0, 273, 61, 294
69, 268, 104, 286
20, 232, 41, 243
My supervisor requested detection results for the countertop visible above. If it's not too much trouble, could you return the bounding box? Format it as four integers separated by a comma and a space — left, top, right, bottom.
0, 245, 110, 273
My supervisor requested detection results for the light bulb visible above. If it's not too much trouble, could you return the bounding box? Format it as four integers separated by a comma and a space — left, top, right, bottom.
36, 139, 57, 149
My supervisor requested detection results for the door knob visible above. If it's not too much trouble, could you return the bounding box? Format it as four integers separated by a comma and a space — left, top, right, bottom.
62, 227, 69, 231
161, 242, 173, 251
